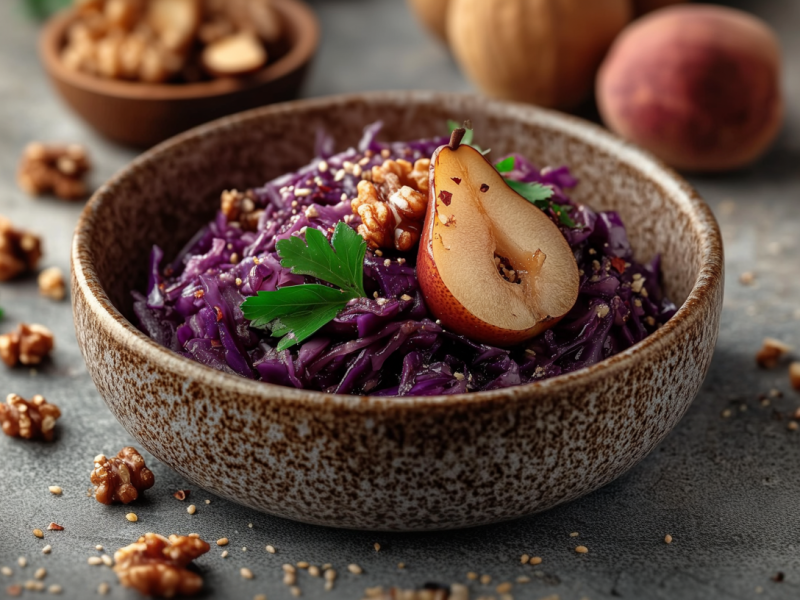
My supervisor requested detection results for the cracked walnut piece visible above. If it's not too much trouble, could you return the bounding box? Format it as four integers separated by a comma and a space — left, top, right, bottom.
0, 216, 42, 281
0, 394, 61, 442
91, 447, 155, 505
220, 189, 263, 231
756, 337, 792, 369
114, 533, 210, 597
17, 143, 92, 201
351, 158, 430, 252
38, 267, 67, 301
0, 323, 55, 367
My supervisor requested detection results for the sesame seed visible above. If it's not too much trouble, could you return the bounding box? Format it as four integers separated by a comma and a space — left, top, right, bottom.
570, 532, 579, 537
334, 170, 345, 182
48, 584, 62, 594
33, 529, 44, 538
282, 564, 296, 574
466, 572, 478, 580
101, 555, 113, 567
576, 546, 589, 554
215, 538, 229, 546
496, 582, 512, 593
242, 547, 247, 552
324, 569, 336, 581
18, 558, 26, 568
235, 278, 242, 286
34, 568, 46, 580
205, 499, 211, 504
95, 545, 103, 552
24, 581, 45, 591
221, 551, 229, 558
324, 581, 334, 591
516, 576, 531, 583
255, 595, 267, 600
789, 422, 798, 432
125, 513, 138, 522
480, 574, 491, 585
283, 572, 296, 585
187, 505, 197, 515
297, 561, 309, 569
305, 206, 319, 218
739, 271, 755, 285
308, 566, 320, 577
1, 567, 12, 576
48, 486, 62, 495
397, 563, 405, 569
290, 586, 301, 597
374, 249, 383, 257
400, 294, 412, 301
41, 546, 51, 555
520, 554, 529, 564
721, 409, 732, 418
241, 568, 254, 580
383, 259, 391, 267
322, 564, 332, 570
530, 556, 542, 565
318, 160, 329, 173
347, 564, 362, 575
88, 557, 103, 566
353, 164, 362, 178
98, 582, 110, 595
266, 545, 276, 554
665, 534, 673, 544
295, 188, 312, 198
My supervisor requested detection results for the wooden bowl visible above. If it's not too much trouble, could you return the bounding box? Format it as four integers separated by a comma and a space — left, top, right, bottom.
39, 0, 319, 148
71, 92, 724, 531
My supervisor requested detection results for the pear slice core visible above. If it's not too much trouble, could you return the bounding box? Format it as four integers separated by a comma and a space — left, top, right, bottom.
419, 143, 580, 345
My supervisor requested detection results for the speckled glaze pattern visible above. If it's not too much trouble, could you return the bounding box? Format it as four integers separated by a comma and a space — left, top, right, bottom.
71, 92, 724, 531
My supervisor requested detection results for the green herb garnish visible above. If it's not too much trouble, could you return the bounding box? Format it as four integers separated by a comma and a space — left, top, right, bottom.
241, 222, 367, 351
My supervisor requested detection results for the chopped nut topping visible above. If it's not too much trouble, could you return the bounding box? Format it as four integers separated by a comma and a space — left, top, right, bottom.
38, 267, 67, 301
664, 534, 673, 544
91, 447, 155, 505
113, 533, 210, 597
0, 394, 61, 442
173, 490, 188, 501
0, 323, 55, 367
575, 545, 589, 554
220, 189, 263, 231
347, 563, 363, 575
352, 158, 430, 252
47, 523, 64, 531
0, 216, 42, 281
756, 338, 792, 369
790, 362, 800, 392
33, 529, 44, 539
17, 143, 91, 200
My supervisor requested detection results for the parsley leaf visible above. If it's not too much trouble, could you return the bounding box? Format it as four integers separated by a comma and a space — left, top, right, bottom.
505, 180, 577, 228
447, 119, 474, 146
241, 222, 367, 349
494, 156, 516, 172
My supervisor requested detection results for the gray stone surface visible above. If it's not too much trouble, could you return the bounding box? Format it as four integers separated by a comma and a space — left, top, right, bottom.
1, 0, 799, 598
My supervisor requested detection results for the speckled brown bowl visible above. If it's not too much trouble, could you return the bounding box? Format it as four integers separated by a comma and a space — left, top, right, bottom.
71, 92, 724, 531
40, 0, 319, 148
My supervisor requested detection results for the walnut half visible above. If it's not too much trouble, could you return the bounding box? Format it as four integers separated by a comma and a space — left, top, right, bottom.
0, 394, 62, 442
114, 533, 210, 597
0, 216, 42, 281
0, 323, 55, 367
352, 158, 430, 252
17, 143, 92, 201
91, 447, 155, 505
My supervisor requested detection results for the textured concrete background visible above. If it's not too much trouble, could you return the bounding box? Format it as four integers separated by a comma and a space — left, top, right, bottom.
1, 0, 799, 598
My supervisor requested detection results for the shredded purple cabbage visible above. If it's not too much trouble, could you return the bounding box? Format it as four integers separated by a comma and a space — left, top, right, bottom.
134, 123, 677, 395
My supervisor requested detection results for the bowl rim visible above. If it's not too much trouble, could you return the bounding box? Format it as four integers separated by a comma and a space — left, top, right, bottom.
71, 91, 724, 409
39, 0, 319, 101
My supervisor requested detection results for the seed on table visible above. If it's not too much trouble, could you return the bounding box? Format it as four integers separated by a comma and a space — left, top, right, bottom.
324, 580, 334, 591
570, 532, 579, 537
101, 555, 113, 567
788, 421, 798, 431
221, 551, 229, 558
1, 567, 12, 576
374, 543, 381, 552
48, 486, 62, 495
576, 546, 589, 554
18, 557, 27, 568
34, 568, 46, 580
308, 566, 320, 577
283, 572, 296, 586
217, 538, 229, 546
530, 556, 542, 565
322, 564, 332, 570
397, 562, 405, 569
88, 557, 103, 566
480, 574, 491, 585
516, 576, 531, 583
125, 513, 138, 522
33, 529, 44, 539
242, 547, 247, 552
48, 584, 62, 594
347, 564, 362, 575
254, 595, 267, 600
290, 586, 301, 597
297, 561, 309, 569
187, 505, 197, 515
24, 581, 45, 591
520, 554, 529, 564
282, 564, 296, 574
496, 582, 512, 594
265, 545, 276, 554
466, 572, 478, 580
42, 546, 52, 555
240, 568, 254, 580
97, 582, 110, 594
205, 499, 211, 504
665, 534, 673, 544
95, 545, 103, 552
324, 569, 336, 581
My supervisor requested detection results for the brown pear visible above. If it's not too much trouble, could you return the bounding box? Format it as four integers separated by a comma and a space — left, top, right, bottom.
417, 131, 579, 346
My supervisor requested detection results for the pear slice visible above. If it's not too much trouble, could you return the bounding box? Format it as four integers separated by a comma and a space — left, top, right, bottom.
417, 132, 579, 346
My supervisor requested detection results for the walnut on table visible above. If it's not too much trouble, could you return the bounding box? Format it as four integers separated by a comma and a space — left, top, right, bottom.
114, 533, 210, 597
17, 143, 92, 201
38, 267, 67, 301
0, 216, 42, 281
220, 189, 263, 231
351, 158, 430, 252
91, 447, 155, 505
0, 323, 55, 367
756, 337, 792, 369
0, 394, 61, 442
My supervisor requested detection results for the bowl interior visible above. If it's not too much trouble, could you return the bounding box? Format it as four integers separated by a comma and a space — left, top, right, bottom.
81, 93, 706, 355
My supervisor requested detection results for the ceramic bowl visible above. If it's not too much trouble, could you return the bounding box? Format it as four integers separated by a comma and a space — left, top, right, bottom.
71, 92, 724, 531
40, 0, 319, 148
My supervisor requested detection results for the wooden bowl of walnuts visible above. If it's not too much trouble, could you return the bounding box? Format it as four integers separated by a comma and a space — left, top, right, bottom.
40, 0, 319, 148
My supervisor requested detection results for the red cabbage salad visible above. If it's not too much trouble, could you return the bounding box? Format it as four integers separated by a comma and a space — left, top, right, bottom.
134, 123, 676, 396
